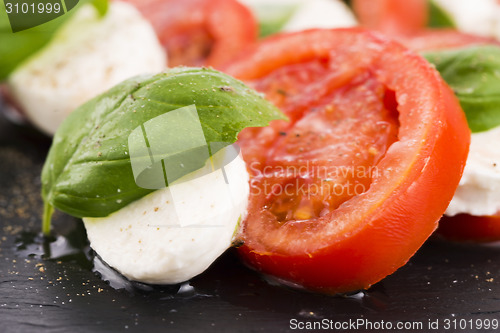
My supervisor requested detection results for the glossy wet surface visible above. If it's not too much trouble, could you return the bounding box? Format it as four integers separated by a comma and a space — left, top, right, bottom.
0, 108, 499, 332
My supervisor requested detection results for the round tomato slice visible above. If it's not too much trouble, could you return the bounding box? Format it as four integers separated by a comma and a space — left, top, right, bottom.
438, 213, 500, 243
352, 0, 428, 35
399, 30, 500, 243
120, 0, 257, 68
224, 29, 470, 294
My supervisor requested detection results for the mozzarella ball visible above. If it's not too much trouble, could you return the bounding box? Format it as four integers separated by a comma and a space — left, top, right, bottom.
446, 126, 500, 216
433, 0, 500, 40
83, 147, 249, 284
7, 1, 166, 135
239, 0, 357, 33
282, 0, 357, 32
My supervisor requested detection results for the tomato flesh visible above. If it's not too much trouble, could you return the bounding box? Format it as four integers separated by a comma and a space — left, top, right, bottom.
245, 72, 399, 224
400, 29, 500, 51
398, 30, 500, 243
351, 0, 499, 51
224, 29, 470, 294
352, 0, 428, 35
120, 0, 257, 67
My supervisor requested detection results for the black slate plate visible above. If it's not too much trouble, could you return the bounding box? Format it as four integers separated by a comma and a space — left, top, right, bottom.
0, 108, 499, 333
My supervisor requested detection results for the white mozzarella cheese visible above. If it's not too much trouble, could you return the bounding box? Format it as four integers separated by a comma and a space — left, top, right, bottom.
282, 0, 357, 32
7, 1, 166, 135
83, 147, 249, 284
239, 0, 357, 33
446, 125, 500, 216
433, 0, 500, 40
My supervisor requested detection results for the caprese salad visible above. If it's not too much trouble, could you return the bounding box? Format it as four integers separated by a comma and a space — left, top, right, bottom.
1, 0, 499, 294
350, 0, 500, 243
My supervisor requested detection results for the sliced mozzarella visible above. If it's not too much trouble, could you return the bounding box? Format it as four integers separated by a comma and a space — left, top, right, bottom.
446, 126, 500, 216
7, 1, 166, 135
83, 147, 249, 284
433, 0, 500, 40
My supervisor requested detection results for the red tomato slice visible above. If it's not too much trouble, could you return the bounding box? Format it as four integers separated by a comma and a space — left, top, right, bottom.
399, 29, 500, 51
438, 213, 500, 243
120, 0, 257, 68
351, 0, 499, 51
352, 0, 428, 35
224, 29, 470, 294
398, 30, 500, 243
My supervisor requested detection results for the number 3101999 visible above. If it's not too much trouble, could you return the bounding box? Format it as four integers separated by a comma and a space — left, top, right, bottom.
5, 2, 62, 14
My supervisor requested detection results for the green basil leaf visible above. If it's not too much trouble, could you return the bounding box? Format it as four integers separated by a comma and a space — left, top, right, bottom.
427, 0, 455, 28
424, 46, 500, 133
258, 5, 297, 38
89, 0, 108, 17
0, 0, 108, 80
243, 2, 298, 38
341, 0, 352, 7
41, 67, 286, 233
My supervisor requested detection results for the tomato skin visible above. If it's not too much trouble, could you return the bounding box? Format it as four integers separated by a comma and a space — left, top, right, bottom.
400, 30, 499, 243
204, 0, 257, 68
351, 0, 499, 51
438, 214, 500, 243
352, 0, 428, 35
225, 29, 470, 294
119, 0, 257, 68
400, 29, 500, 51
0, 85, 26, 121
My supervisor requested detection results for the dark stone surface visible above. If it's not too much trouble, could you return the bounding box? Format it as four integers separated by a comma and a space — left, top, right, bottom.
0, 110, 499, 333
